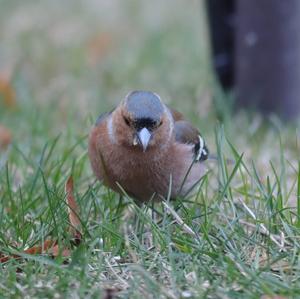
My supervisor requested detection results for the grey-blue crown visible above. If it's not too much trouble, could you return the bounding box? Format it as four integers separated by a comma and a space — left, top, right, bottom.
125, 91, 164, 122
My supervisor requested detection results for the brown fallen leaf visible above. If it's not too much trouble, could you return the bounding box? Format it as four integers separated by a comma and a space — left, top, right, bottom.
0, 176, 82, 264
0, 125, 12, 149
0, 75, 16, 108
0, 252, 9, 263
23, 239, 57, 255
0, 240, 57, 263
0, 255, 15, 263
51, 244, 71, 257
65, 176, 82, 244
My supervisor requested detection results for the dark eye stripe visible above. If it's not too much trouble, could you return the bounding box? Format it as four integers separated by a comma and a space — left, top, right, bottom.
123, 117, 130, 126
134, 118, 158, 130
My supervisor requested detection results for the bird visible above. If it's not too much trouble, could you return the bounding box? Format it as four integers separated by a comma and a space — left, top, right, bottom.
88, 90, 209, 203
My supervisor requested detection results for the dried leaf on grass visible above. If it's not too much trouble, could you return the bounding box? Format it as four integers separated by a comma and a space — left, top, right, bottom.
0, 175, 81, 263
0, 125, 12, 149
65, 176, 82, 243
0, 240, 56, 263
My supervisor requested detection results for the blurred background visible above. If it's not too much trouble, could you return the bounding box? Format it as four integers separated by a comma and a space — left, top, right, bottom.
208, 0, 300, 120
0, 0, 212, 120
0, 0, 299, 163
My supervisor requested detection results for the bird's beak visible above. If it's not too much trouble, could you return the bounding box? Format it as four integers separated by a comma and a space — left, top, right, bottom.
137, 127, 151, 152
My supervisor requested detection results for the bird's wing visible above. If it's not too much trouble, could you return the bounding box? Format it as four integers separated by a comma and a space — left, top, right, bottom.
168, 106, 185, 121
173, 118, 209, 162
89, 109, 115, 184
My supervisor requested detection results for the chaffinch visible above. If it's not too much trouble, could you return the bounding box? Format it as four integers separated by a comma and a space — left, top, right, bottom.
88, 91, 208, 202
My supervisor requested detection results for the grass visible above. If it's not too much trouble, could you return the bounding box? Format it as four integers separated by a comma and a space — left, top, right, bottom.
1, 1, 300, 298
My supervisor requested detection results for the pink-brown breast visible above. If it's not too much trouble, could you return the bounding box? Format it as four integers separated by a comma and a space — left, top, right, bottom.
88, 121, 205, 202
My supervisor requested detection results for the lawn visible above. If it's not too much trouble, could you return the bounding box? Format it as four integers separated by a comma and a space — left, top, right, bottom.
0, 1, 300, 298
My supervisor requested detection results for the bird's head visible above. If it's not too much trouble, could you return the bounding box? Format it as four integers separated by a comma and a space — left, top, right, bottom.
112, 91, 173, 152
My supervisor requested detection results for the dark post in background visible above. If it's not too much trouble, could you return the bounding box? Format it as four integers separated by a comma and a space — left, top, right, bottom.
206, 0, 300, 120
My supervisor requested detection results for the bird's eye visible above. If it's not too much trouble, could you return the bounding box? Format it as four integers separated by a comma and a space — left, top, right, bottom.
155, 120, 163, 128
124, 117, 130, 126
